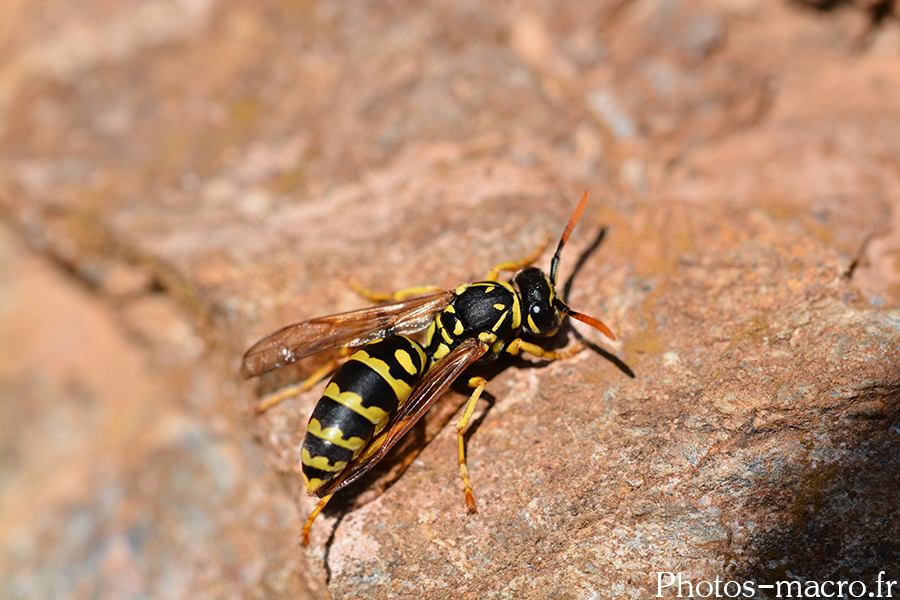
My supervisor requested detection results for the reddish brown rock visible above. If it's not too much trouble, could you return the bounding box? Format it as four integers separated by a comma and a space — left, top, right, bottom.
1, 1, 898, 599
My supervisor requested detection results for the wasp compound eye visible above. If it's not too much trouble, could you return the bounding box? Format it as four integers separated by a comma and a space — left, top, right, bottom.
514, 267, 563, 336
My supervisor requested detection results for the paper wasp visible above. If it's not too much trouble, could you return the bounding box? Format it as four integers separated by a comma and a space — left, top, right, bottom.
240, 191, 616, 546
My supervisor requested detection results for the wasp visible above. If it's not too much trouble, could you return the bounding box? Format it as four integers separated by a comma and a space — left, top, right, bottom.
240, 191, 616, 546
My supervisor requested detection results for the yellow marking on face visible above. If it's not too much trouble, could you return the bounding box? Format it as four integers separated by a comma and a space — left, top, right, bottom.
527, 314, 538, 333
394, 349, 417, 375
324, 381, 390, 424
306, 418, 367, 453
302, 447, 348, 472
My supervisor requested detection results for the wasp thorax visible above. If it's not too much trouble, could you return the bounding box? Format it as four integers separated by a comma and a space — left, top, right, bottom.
514, 267, 563, 337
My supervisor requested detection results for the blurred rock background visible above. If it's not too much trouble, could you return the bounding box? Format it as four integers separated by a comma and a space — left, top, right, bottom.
1, 1, 898, 599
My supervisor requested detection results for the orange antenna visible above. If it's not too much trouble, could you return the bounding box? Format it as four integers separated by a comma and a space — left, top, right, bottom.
562, 306, 617, 341
550, 190, 589, 285
551, 191, 617, 342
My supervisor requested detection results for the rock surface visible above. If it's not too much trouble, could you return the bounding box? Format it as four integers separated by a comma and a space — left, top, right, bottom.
1, 1, 898, 599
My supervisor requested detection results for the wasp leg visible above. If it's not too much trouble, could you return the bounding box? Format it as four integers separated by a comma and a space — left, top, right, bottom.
505, 338, 585, 361
483, 233, 551, 282
255, 347, 352, 413
346, 278, 443, 302
456, 376, 488, 513
300, 492, 334, 547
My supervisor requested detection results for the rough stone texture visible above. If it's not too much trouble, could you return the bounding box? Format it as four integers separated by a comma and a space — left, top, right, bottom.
1, 1, 899, 599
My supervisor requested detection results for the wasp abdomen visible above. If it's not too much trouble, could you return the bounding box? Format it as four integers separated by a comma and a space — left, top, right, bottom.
301, 335, 428, 495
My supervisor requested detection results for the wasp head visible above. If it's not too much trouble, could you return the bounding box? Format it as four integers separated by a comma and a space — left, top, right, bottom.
515, 191, 616, 342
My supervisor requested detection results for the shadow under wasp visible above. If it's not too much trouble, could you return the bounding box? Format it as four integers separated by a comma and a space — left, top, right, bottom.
240, 191, 617, 546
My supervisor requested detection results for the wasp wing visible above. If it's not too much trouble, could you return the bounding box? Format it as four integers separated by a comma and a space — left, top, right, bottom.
240, 291, 455, 378
322, 338, 489, 496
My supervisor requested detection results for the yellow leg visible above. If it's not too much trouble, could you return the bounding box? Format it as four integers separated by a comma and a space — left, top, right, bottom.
300, 493, 334, 547
484, 233, 551, 281
456, 376, 488, 514
255, 348, 351, 413
505, 338, 585, 361
346, 278, 443, 302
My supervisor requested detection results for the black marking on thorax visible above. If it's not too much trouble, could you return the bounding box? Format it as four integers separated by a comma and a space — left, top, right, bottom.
426, 281, 522, 361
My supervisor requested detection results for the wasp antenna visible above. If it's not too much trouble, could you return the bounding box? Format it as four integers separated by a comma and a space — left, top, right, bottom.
550, 190, 590, 284
562, 305, 617, 341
